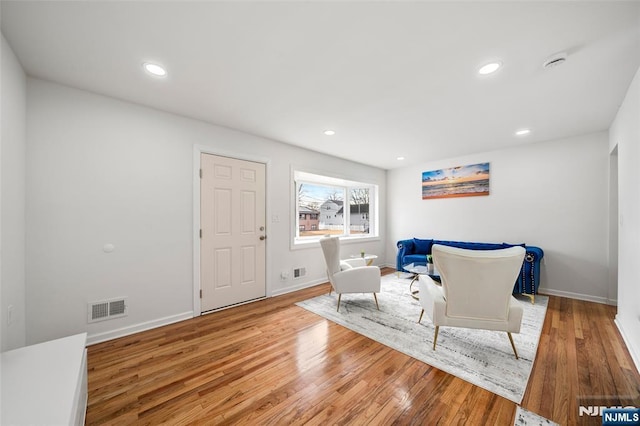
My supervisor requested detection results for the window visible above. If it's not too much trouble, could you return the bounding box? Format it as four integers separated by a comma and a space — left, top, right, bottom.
294, 170, 378, 244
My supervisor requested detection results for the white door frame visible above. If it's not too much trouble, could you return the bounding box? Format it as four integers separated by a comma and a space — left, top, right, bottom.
193, 145, 271, 316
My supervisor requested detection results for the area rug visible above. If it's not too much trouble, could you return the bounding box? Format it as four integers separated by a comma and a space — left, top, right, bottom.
514, 406, 558, 425
296, 273, 548, 404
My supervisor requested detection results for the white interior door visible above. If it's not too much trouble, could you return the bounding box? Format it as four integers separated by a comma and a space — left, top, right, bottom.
200, 153, 266, 312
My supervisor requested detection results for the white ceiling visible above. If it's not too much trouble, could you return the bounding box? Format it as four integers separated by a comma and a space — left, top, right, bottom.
2, 1, 639, 170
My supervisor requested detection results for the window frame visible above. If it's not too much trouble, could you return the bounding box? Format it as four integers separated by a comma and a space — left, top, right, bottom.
292, 169, 379, 247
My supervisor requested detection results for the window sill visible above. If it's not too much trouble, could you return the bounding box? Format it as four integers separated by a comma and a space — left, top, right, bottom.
292, 234, 380, 250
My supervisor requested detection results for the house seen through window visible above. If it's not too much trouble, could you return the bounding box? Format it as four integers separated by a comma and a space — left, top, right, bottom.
294, 170, 377, 244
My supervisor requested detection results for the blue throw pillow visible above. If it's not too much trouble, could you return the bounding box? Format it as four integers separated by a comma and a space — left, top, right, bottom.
413, 238, 433, 254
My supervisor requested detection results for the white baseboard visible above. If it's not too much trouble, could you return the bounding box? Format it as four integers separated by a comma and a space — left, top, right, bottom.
271, 262, 398, 297
271, 277, 328, 297
86, 277, 329, 345
537, 287, 617, 306
614, 317, 640, 375
272, 262, 398, 297
87, 311, 193, 345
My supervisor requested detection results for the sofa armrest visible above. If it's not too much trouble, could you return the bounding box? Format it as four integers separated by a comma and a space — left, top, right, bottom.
396, 239, 415, 271
526, 246, 544, 261
520, 246, 544, 295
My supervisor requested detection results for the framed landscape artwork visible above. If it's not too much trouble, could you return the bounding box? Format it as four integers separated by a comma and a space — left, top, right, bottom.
422, 162, 490, 200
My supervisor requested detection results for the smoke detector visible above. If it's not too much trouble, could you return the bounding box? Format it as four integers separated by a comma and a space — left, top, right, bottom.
543, 52, 567, 69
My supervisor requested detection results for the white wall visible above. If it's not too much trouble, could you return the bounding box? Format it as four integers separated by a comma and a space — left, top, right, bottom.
610, 66, 640, 372
608, 147, 618, 303
1, 35, 27, 351
26, 78, 386, 345
387, 132, 610, 303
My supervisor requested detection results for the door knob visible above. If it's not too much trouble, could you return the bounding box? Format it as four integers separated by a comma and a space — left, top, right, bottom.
260, 235, 266, 240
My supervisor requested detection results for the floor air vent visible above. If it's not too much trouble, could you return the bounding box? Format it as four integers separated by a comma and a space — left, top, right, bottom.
88, 297, 127, 323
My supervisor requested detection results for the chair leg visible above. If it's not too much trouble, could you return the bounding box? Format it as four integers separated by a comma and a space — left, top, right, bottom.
521, 293, 535, 304
433, 326, 439, 351
373, 293, 379, 310
336, 294, 342, 312
507, 332, 519, 359
418, 309, 424, 323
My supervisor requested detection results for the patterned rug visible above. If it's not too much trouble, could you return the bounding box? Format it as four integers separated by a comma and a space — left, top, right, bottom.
514, 406, 558, 425
296, 273, 548, 404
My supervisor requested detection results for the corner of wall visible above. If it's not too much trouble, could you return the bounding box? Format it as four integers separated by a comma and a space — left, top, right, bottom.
615, 317, 640, 375
610, 64, 640, 376
1, 34, 28, 351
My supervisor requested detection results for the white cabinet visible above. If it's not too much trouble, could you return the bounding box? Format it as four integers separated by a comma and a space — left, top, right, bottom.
1, 333, 88, 425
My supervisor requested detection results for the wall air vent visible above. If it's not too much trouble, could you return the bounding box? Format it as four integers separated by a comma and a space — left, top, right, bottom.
293, 267, 306, 279
88, 297, 128, 323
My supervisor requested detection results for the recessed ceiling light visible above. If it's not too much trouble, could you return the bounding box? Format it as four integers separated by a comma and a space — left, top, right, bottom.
396, 156, 405, 161
515, 129, 531, 136
323, 130, 336, 136
478, 61, 502, 75
143, 62, 167, 77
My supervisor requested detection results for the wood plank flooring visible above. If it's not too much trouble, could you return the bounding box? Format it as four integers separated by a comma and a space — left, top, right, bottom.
86, 268, 640, 425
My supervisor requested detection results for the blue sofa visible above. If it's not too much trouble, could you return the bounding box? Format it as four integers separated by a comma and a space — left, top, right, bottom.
397, 238, 544, 298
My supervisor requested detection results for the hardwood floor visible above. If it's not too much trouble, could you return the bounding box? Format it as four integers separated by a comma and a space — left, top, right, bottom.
87, 268, 640, 425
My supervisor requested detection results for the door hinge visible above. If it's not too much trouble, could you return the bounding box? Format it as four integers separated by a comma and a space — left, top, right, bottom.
199, 289, 202, 298
199, 229, 202, 238
199, 169, 203, 178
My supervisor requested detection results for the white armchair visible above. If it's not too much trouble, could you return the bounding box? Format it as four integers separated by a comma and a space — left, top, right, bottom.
319, 236, 381, 312
418, 244, 526, 358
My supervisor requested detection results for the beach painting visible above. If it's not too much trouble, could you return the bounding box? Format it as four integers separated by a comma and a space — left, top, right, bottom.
422, 162, 490, 200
